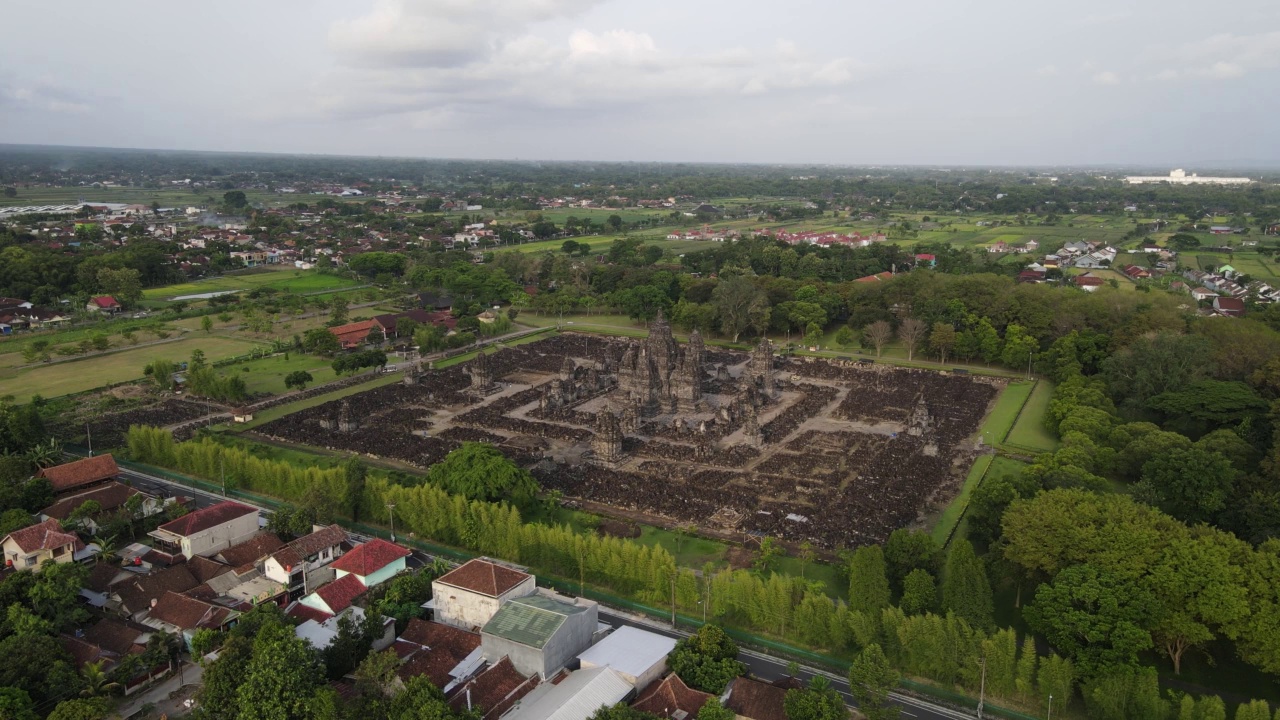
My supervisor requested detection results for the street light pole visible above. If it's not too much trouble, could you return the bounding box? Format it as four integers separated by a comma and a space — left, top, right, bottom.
976, 657, 986, 719
387, 503, 397, 542
1047, 694, 1053, 720
670, 572, 677, 628
86, 424, 93, 457
220, 456, 226, 497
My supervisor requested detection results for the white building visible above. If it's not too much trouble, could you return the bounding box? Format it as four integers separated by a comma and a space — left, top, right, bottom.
431, 558, 536, 631
1125, 169, 1251, 185
503, 666, 633, 720
576, 626, 676, 691
147, 501, 259, 560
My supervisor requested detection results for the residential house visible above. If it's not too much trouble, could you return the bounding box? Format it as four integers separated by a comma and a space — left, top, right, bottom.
480, 590, 599, 680
295, 605, 395, 651
111, 564, 201, 620
263, 524, 347, 601
396, 618, 485, 693
986, 241, 1009, 254
1, 519, 80, 572
148, 501, 260, 560
1072, 275, 1105, 292
1214, 296, 1246, 317
331, 538, 410, 588
328, 319, 378, 350
502, 666, 633, 720
631, 675, 713, 720
40, 482, 158, 535
1121, 264, 1151, 280
298, 572, 367, 616
143, 591, 239, 645
87, 296, 122, 314
214, 532, 285, 570
577, 626, 676, 691
1191, 287, 1218, 302
37, 454, 120, 496
432, 558, 536, 631
1210, 226, 1236, 234
447, 657, 540, 720
1017, 270, 1046, 284
723, 677, 792, 720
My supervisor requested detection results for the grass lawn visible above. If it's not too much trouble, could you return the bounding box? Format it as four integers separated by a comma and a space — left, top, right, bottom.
1005, 380, 1058, 453
637, 526, 727, 570
142, 268, 360, 301
980, 380, 1033, 446
228, 353, 342, 396
0, 335, 262, 402
228, 371, 404, 430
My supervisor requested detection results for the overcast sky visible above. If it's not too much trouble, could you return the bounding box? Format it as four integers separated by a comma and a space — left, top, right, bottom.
3, 0, 1279, 166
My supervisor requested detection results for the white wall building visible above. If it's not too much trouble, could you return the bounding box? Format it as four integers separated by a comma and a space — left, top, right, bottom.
431, 558, 536, 631
1125, 169, 1251, 185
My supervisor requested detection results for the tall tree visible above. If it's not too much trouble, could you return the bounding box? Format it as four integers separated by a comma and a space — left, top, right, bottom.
899, 569, 936, 615
847, 644, 899, 720
864, 321, 892, 358
1024, 565, 1156, 676
897, 318, 926, 361
941, 539, 993, 631
344, 456, 368, 522
847, 545, 891, 616
711, 275, 769, 343
783, 676, 848, 720
930, 322, 957, 365
236, 624, 325, 720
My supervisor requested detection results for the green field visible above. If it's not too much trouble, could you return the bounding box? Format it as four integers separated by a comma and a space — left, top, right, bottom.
495, 234, 712, 257
142, 268, 361, 301
0, 335, 262, 402
1005, 380, 1058, 453
229, 353, 342, 396
0, 185, 290, 209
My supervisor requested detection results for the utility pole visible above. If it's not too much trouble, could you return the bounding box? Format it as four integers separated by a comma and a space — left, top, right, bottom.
976, 657, 986, 719
1047, 694, 1053, 720
86, 424, 93, 457
670, 572, 677, 628
387, 503, 397, 543
1027, 350, 1033, 380
220, 456, 226, 497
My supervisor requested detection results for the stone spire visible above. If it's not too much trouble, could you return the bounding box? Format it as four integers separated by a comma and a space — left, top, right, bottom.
592, 411, 625, 465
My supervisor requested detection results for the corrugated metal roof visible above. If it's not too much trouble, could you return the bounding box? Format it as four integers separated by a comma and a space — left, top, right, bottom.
505, 667, 632, 720
482, 595, 586, 649
576, 626, 676, 679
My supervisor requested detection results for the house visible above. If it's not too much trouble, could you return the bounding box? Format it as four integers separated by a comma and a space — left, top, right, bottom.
914, 254, 936, 267
1214, 296, 1246, 317
299, 573, 367, 616
1210, 226, 1236, 234
396, 618, 485, 692
1121, 264, 1151, 280
448, 657, 540, 720
328, 319, 379, 349
2, 519, 80, 572
264, 524, 347, 601
40, 482, 158, 534
331, 538, 410, 588
87, 296, 122, 314
37, 454, 120, 496
148, 501, 260, 560
577, 626, 676, 691
853, 271, 894, 283
1191, 287, 1218, 302
432, 558, 536, 631
214, 532, 285, 570
1072, 275, 1105, 292
987, 241, 1008, 254
503, 666, 633, 720
723, 677, 790, 720
631, 674, 713, 720
111, 564, 201, 619
1017, 270, 1046, 284
480, 590, 599, 680
143, 591, 239, 644
296, 605, 395, 651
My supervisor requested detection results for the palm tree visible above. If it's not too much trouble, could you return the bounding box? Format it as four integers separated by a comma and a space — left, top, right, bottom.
95, 535, 118, 564
25, 438, 63, 469
80, 660, 122, 697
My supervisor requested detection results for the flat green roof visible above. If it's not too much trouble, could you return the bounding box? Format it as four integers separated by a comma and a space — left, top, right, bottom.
481, 595, 586, 649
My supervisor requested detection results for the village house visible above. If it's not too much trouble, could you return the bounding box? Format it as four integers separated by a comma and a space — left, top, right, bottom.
431, 558, 536, 631
40, 482, 159, 535
502, 666, 633, 720
2, 518, 80, 572
148, 501, 260, 561
447, 656, 541, 720
1214, 296, 1246, 317
330, 537, 410, 588
394, 618, 486, 692
143, 590, 239, 645
263, 524, 346, 601
1073, 274, 1105, 292
38, 454, 121, 496
298, 572, 367, 616
87, 295, 123, 314
1191, 287, 1218, 302
577, 626, 675, 690
480, 590, 599, 680
631, 674, 712, 720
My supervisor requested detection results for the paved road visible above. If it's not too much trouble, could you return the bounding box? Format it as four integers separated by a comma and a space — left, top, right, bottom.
111, 461, 976, 720
597, 610, 974, 720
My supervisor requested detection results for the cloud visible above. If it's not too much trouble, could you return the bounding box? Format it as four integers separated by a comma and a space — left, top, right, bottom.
0, 81, 92, 114
1093, 70, 1121, 85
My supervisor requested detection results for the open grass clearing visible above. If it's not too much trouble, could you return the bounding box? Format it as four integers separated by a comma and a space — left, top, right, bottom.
142, 268, 360, 301
227, 370, 404, 430
1005, 380, 1058, 453
0, 335, 262, 402
227, 352, 342, 396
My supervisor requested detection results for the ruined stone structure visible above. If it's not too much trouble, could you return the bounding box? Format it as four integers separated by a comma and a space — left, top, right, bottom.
746, 337, 777, 397
403, 362, 421, 386
540, 357, 615, 412
616, 309, 705, 415
322, 400, 359, 433
907, 396, 931, 437
591, 411, 625, 465
467, 351, 497, 396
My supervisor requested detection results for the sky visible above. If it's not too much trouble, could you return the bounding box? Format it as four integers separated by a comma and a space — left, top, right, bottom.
2, 0, 1279, 167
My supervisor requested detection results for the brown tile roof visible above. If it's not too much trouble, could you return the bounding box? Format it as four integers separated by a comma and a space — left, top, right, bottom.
436, 558, 530, 598
60, 635, 115, 670
186, 556, 233, 583
37, 454, 120, 493
41, 481, 142, 521
313, 573, 366, 613
157, 501, 257, 537
114, 565, 200, 614
216, 533, 285, 570
448, 656, 539, 720
633, 675, 714, 719
85, 562, 127, 593
147, 591, 232, 630
287, 602, 334, 624
82, 617, 148, 656
725, 677, 788, 720
398, 619, 483, 688
271, 546, 304, 570
3, 518, 78, 554
331, 538, 409, 577
288, 524, 346, 559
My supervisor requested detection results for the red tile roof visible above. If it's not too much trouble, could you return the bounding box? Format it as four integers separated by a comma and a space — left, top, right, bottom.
328, 320, 378, 348
186, 556, 233, 584
1073, 275, 1105, 287
216, 533, 285, 570
725, 677, 788, 720
157, 501, 257, 537
448, 656, 539, 719
331, 538, 410, 577
90, 296, 121, 309
3, 518, 79, 554
147, 591, 232, 630
313, 573, 366, 613
435, 558, 530, 598
288, 524, 346, 559
286, 602, 334, 624
37, 454, 120, 493
41, 481, 142, 521
114, 565, 200, 614
633, 674, 714, 719
399, 618, 482, 655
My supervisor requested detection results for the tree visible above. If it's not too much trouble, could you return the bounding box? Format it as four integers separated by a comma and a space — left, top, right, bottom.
1036, 654, 1076, 716
0, 687, 37, 720
345, 456, 367, 522
46, 699, 108, 720
712, 276, 770, 343
897, 318, 926, 361
302, 328, 341, 356
236, 623, 324, 720
835, 326, 856, 349
941, 539, 993, 631
607, 215, 623, 232
2, 187, 15, 198
847, 644, 899, 720
899, 569, 936, 615
95, 267, 142, 305
1024, 564, 1156, 675
930, 323, 957, 365
667, 625, 746, 694
1235, 700, 1271, 720
223, 190, 248, 209
284, 370, 314, 391
1138, 448, 1236, 525
426, 442, 539, 506
848, 545, 891, 616
388, 675, 452, 720
697, 698, 735, 720
864, 321, 892, 357
202, 315, 214, 333
78, 661, 120, 698
755, 536, 785, 573
589, 705, 663, 720
783, 676, 848, 720
884, 529, 939, 593
1146, 534, 1250, 674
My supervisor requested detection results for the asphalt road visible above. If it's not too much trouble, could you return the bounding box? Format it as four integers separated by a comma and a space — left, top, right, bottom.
113, 460, 976, 720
